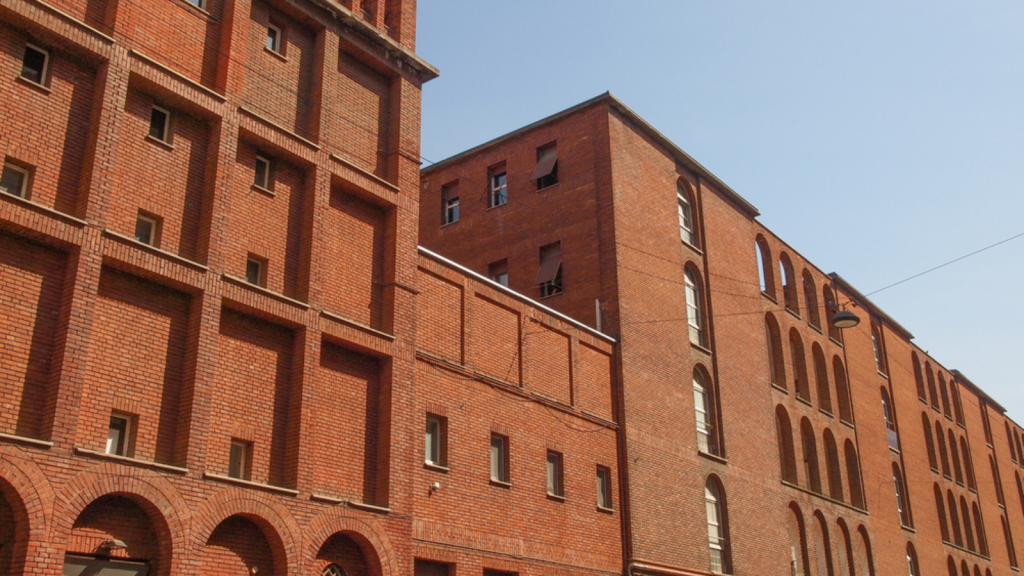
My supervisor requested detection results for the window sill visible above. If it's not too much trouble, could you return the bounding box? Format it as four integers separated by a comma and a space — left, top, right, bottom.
808, 324, 823, 335
15, 75, 52, 94
597, 505, 614, 514
171, 0, 215, 20
969, 487, 978, 494
203, 472, 299, 496
537, 182, 560, 193
0, 432, 53, 448
761, 291, 778, 304
796, 396, 813, 408
486, 202, 507, 211
681, 240, 703, 255
538, 291, 563, 301
920, 397, 929, 404
75, 447, 187, 474
145, 134, 175, 150
956, 480, 965, 488
819, 409, 834, 418
698, 450, 727, 465
785, 308, 801, 320
347, 500, 391, 514
956, 421, 966, 429
877, 370, 889, 379
546, 492, 566, 502
264, 46, 289, 62
439, 220, 459, 229
828, 336, 843, 347
690, 342, 713, 355
489, 479, 512, 489
931, 466, 939, 474
771, 383, 789, 395
252, 184, 275, 197
102, 229, 209, 271
889, 446, 901, 456
943, 413, 953, 421
840, 419, 855, 430
222, 273, 311, 309
424, 462, 449, 473
900, 524, 916, 534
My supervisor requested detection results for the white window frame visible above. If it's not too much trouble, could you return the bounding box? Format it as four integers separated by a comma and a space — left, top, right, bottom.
254, 155, 271, 189
266, 23, 283, 53
246, 256, 264, 286
135, 213, 159, 246
546, 450, 564, 497
1, 162, 31, 199
444, 195, 459, 224
229, 439, 250, 479
694, 372, 713, 454
706, 483, 725, 573
490, 433, 509, 484
106, 413, 132, 457
685, 270, 703, 346
425, 415, 445, 466
149, 105, 171, 143
678, 189, 694, 246
21, 43, 50, 85
489, 171, 507, 208
185, 0, 207, 10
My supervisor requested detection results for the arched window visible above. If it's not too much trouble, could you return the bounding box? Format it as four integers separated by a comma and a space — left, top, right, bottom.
923, 414, 938, 470
823, 286, 842, 342
1016, 428, 1023, 467
934, 484, 950, 542
694, 367, 720, 456
812, 512, 834, 576
973, 502, 988, 556
1016, 471, 1024, 516
893, 463, 911, 527
788, 503, 809, 576
939, 374, 951, 418
947, 557, 957, 576
974, 566, 982, 576
856, 525, 874, 576
960, 496, 976, 551
678, 181, 697, 247
837, 519, 855, 576
766, 313, 786, 389
756, 236, 775, 297
991, 455, 1006, 505
824, 430, 844, 501
926, 363, 939, 410
962, 437, 976, 490
803, 270, 821, 329
790, 329, 810, 402
870, 321, 886, 375
801, 419, 822, 493
949, 430, 964, 485
833, 356, 853, 423
936, 422, 951, 478
961, 560, 970, 576
1008, 423, 1019, 465
812, 344, 831, 413
1002, 514, 1019, 568
912, 353, 926, 401
777, 406, 798, 484
685, 267, 704, 346
845, 440, 865, 509
881, 388, 895, 431
705, 477, 730, 573
947, 490, 963, 546
323, 565, 344, 576
951, 382, 965, 425
780, 253, 798, 314
906, 543, 919, 576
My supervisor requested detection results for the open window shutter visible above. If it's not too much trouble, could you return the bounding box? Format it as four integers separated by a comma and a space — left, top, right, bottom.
534, 244, 561, 285
531, 147, 558, 180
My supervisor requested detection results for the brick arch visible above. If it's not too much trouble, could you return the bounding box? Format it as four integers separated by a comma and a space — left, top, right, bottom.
50, 462, 190, 573
0, 445, 56, 574
191, 487, 302, 575
304, 508, 399, 576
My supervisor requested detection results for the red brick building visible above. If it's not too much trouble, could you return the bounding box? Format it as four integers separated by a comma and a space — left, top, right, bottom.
419, 93, 1024, 576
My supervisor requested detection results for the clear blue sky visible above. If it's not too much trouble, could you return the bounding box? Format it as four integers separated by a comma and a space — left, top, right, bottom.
417, 2, 1024, 423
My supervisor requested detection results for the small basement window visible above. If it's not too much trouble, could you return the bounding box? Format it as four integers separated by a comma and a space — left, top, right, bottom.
20, 43, 49, 85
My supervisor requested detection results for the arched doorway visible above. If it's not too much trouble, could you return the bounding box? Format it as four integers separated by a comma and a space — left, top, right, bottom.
314, 532, 383, 576
63, 494, 169, 575
201, 514, 287, 576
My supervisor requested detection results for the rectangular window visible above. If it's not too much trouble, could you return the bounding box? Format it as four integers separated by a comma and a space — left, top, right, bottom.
185, 0, 207, 9
106, 413, 132, 456
0, 162, 30, 198
872, 320, 887, 375
490, 433, 509, 484
149, 105, 171, 143
546, 450, 564, 497
228, 439, 251, 480
441, 182, 459, 224
533, 144, 558, 190
246, 256, 265, 287
20, 43, 49, 85
425, 415, 446, 466
134, 213, 160, 246
266, 23, 282, 53
488, 259, 509, 287
596, 466, 612, 509
254, 155, 271, 189
535, 243, 562, 297
488, 167, 507, 208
